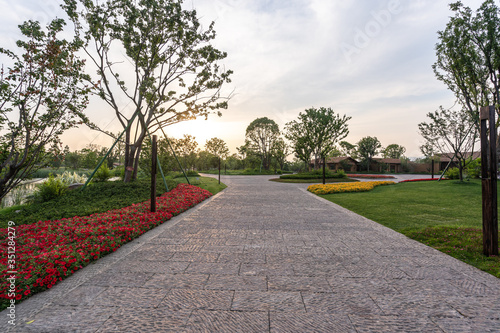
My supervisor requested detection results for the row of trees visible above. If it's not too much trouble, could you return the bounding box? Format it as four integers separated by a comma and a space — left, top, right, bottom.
241, 109, 406, 173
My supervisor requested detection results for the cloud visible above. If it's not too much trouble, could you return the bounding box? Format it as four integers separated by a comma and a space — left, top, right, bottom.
0, 0, 489, 158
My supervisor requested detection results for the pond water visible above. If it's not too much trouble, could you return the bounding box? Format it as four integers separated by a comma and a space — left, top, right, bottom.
1, 179, 44, 208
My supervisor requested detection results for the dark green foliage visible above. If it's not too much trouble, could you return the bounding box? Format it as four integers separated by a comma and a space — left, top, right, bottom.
0, 178, 177, 227
30, 174, 68, 203
93, 164, 112, 182
445, 167, 460, 179
280, 170, 347, 180
31, 168, 91, 178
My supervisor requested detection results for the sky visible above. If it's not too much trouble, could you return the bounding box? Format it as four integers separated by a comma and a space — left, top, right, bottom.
0, 0, 491, 158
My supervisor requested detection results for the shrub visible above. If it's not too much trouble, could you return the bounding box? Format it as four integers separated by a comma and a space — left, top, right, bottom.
466, 159, 481, 179
445, 167, 460, 179
336, 169, 346, 178
94, 164, 112, 182
32, 174, 68, 203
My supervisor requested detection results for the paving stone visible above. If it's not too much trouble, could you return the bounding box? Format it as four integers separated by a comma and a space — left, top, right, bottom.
51, 285, 107, 306
231, 291, 305, 312
15, 306, 113, 333
170, 252, 220, 263
348, 314, 444, 332
144, 273, 209, 289
327, 277, 400, 295
292, 263, 350, 277
268, 275, 331, 292
158, 288, 234, 311
206, 274, 268, 291
432, 317, 500, 333
184, 310, 269, 333
111, 260, 189, 274
217, 253, 266, 264
270, 312, 356, 333
445, 295, 500, 320
184, 262, 240, 275
302, 292, 384, 315
200, 245, 245, 253
123, 249, 174, 261
82, 271, 154, 287
370, 293, 463, 318
240, 263, 295, 276
96, 308, 190, 332
92, 287, 167, 308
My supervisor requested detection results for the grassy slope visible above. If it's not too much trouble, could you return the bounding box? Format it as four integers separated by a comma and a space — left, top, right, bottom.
319, 180, 500, 278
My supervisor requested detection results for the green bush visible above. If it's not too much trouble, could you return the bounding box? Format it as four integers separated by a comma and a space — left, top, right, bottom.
31, 174, 68, 203
279, 170, 346, 180
445, 167, 460, 179
94, 164, 112, 182
466, 159, 481, 179
336, 169, 346, 178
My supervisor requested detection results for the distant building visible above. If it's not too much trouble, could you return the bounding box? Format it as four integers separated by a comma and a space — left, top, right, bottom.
310, 157, 358, 172
310, 156, 403, 173
437, 152, 481, 170
371, 158, 402, 173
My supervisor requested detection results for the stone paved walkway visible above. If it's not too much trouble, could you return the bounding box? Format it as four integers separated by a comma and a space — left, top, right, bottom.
2, 175, 500, 332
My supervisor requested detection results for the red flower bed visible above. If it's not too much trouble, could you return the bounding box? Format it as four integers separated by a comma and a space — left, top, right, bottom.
346, 174, 395, 179
399, 178, 441, 183
0, 184, 211, 308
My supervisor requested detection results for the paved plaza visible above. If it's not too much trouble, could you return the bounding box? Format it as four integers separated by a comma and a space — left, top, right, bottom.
2, 175, 500, 332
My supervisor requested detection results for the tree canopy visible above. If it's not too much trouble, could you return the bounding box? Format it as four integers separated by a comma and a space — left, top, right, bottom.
205, 137, 229, 159
0, 19, 91, 201
285, 107, 350, 170
63, 0, 232, 181
383, 144, 406, 159
357, 136, 382, 171
419, 107, 478, 181
245, 117, 280, 170
434, 0, 500, 130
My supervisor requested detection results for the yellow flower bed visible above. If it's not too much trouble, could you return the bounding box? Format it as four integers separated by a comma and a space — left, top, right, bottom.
307, 181, 395, 195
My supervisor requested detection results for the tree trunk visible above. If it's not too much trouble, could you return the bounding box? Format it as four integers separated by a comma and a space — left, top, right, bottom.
458, 160, 464, 182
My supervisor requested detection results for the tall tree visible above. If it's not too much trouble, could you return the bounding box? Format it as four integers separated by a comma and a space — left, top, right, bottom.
175, 134, 199, 171
63, 0, 232, 182
285, 107, 351, 170
339, 141, 358, 158
419, 107, 479, 181
383, 144, 406, 159
271, 138, 290, 171
245, 117, 280, 170
205, 137, 229, 160
0, 19, 91, 202
357, 136, 382, 171
284, 120, 314, 171
434, 1, 500, 147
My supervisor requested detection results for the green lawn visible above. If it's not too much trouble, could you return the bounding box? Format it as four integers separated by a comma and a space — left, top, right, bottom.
176, 176, 227, 195
318, 179, 500, 278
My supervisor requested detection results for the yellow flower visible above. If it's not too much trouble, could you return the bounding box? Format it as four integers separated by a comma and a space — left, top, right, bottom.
307, 181, 395, 195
